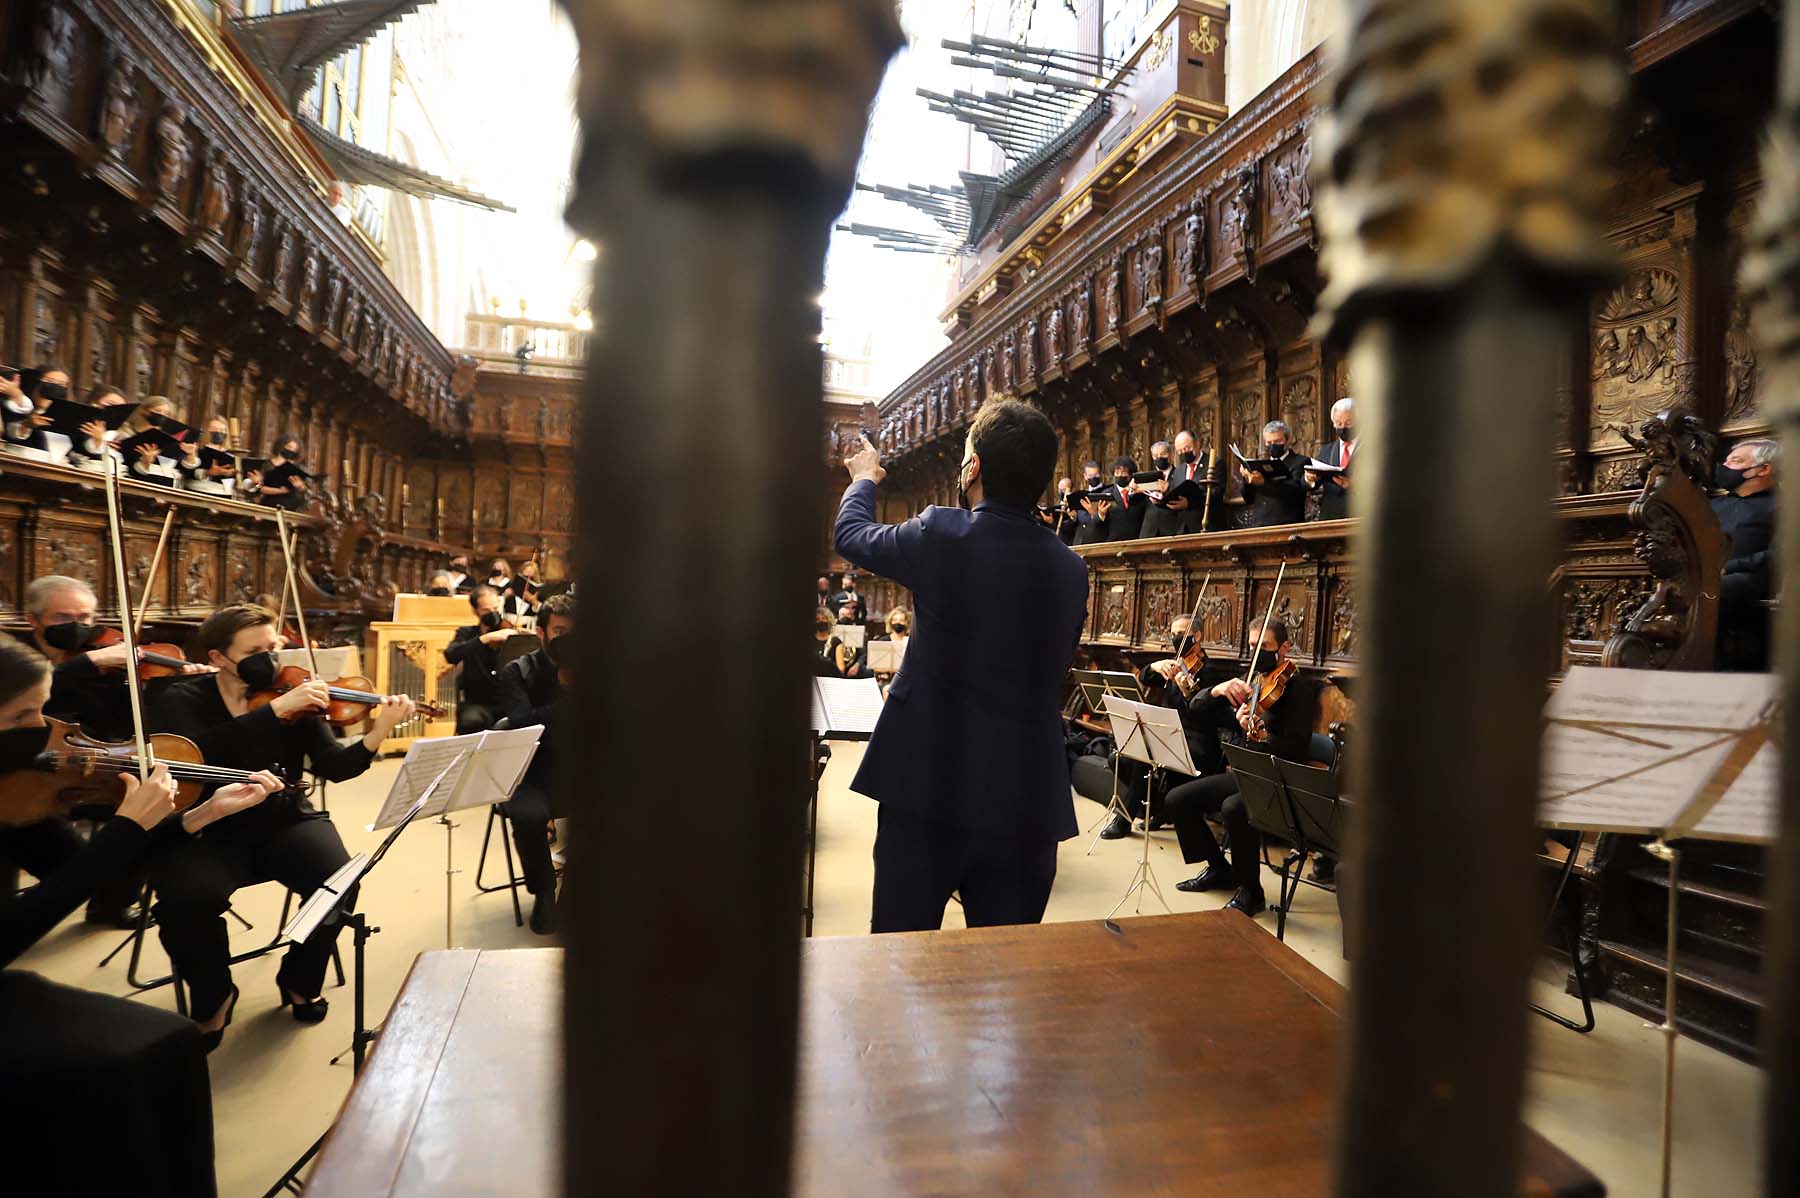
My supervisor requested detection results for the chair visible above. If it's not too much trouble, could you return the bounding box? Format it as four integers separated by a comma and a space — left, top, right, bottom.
1222, 745, 1308, 941
1529, 829, 1596, 1033
475, 804, 527, 928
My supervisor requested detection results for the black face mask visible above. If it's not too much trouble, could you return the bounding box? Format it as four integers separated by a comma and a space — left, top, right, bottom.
1714, 463, 1749, 492
1253, 649, 1280, 675
451, 563, 468, 575
279, 445, 301, 460
1337, 425, 1355, 442
1085, 477, 1103, 490
41, 621, 100, 652
1180, 451, 1198, 465
0, 724, 52, 774
427, 586, 451, 597
209, 430, 229, 445
1153, 456, 1171, 472
234, 650, 281, 691
1265, 444, 1288, 459
36, 381, 67, 404
479, 610, 503, 631
1171, 634, 1196, 658
1113, 475, 1130, 489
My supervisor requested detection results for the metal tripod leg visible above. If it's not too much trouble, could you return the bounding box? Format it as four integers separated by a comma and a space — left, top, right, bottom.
1085, 751, 1135, 855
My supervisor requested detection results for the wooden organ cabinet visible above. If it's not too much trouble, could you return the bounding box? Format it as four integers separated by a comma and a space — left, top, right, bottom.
367, 595, 469, 752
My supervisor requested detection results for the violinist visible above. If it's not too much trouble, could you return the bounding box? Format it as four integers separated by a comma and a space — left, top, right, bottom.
1098, 614, 1248, 839
497, 590, 574, 934
0, 636, 282, 1195
144, 603, 416, 1047
444, 584, 522, 734
1162, 619, 1318, 915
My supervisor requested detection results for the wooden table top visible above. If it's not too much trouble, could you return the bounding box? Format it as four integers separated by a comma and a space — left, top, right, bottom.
307, 916, 1601, 1197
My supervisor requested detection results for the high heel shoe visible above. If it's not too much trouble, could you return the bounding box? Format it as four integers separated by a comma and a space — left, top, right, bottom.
275, 973, 329, 1024
198, 984, 239, 1054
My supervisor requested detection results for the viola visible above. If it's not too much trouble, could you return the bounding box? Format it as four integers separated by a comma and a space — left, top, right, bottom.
83, 625, 201, 679
246, 664, 446, 728
0, 717, 305, 827
1242, 657, 1298, 743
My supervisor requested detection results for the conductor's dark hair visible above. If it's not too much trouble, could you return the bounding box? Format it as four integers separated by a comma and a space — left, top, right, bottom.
0, 635, 50, 705
966, 399, 1058, 506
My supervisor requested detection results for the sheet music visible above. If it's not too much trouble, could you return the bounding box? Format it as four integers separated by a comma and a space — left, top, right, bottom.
444, 725, 544, 814
1689, 738, 1778, 843
866, 639, 906, 673
813, 676, 884, 737
371, 732, 483, 829
281, 852, 370, 944
834, 623, 866, 649
1100, 695, 1196, 775
1537, 668, 1778, 836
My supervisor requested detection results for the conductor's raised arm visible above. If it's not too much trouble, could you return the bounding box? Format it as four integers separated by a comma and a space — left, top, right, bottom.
834, 435, 927, 593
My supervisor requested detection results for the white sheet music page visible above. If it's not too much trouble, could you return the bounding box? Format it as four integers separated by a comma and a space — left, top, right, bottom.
1689, 736, 1778, 843
866, 640, 906, 673
1101, 694, 1191, 771
444, 725, 545, 814
371, 732, 484, 829
1538, 668, 1777, 835
814, 677, 884, 737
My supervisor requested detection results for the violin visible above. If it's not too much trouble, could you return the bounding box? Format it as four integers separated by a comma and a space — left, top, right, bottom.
82, 625, 202, 679
245, 664, 446, 728
0, 716, 306, 827
1241, 657, 1298, 743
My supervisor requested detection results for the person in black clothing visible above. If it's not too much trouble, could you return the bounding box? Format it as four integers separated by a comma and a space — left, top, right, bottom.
0, 637, 281, 1196
1238, 420, 1309, 527
829, 572, 867, 622
1098, 614, 1251, 839
816, 575, 834, 608
1164, 619, 1318, 914
497, 591, 574, 934
444, 584, 526, 734
0, 364, 67, 454
1101, 457, 1149, 541
1712, 437, 1777, 670
814, 608, 844, 677
257, 433, 311, 511
1071, 460, 1108, 546
145, 603, 415, 1045
1305, 398, 1359, 521
1137, 442, 1177, 538
1048, 478, 1081, 544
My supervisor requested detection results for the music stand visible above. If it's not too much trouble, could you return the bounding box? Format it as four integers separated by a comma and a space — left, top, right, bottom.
1099, 695, 1197, 919
1072, 669, 1147, 851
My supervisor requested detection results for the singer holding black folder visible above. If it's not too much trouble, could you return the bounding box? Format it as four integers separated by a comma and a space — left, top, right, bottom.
835, 399, 1089, 933
258, 433, 311, 511
1306, 397, 1358, 520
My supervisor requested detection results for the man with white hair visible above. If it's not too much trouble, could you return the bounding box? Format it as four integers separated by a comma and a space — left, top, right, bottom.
1712, 436, 1776, 670
1239, 419, 1307, 526
1306, 397, 1358, 520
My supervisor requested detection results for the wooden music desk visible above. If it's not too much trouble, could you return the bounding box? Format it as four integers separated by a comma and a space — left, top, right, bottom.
306, 915, 1602, 1197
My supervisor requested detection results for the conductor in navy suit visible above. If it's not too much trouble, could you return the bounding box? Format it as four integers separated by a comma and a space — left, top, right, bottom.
835, 399, 1090, 933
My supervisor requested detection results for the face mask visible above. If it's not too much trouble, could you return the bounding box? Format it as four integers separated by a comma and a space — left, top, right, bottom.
1171, 634, 1196, 657
280, 445, 300, 460
893, 624, 907, 635
1085, 477, 1103, 490
1714, 463, 1749, 492
451, 563, 467, 574
233, 650, 281, 691
209, 430, 228, 445
36, 381, 67, 403
1180, 451, 1197, 465
427, 586, 451, 597
1337, 425, 1354, 442
479, 610, 503, 631
0, 724, 51, 774
1113, 475, 1130, 488
1253, 649, 1279, 675
41, 620, 100, 652
1266, 444, 1288, 458
1153, 456, 1171, 472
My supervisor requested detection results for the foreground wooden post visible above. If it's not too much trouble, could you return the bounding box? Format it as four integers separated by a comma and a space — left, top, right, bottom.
557, 3, 899, 1194
1746, 1, 1800, 1187
1314, 4, 1624, 1194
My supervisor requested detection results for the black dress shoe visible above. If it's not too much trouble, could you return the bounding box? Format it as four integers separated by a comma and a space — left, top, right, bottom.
1224, 888, 1267, 916
529, 893, 559, 936
275, 967, 330, 1024
84, 902, 145, 930
1174, 863, 1234, 893
199, 984, 240, 1054
1098, 813, 1132, 840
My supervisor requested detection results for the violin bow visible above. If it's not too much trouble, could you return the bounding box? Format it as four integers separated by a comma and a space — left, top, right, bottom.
132, 506, 177, 641
102, 457, 154, 778
1174, 570, 1213, 688
1243, 559, 1288, 690
274, 509, 321, 676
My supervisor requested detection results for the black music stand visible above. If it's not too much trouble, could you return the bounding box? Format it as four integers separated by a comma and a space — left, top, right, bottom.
1223, 744, 1306, 942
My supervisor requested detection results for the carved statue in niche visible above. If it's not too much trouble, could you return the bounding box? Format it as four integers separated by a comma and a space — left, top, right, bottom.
1020, 319, 1037, 380
1724, 296, 1758, 423
325, 270, 346, 329
1045, 305, 1063, 363
963, 360, 981, 409
981, 348, 998, 397
1591, 266, 1684, 434
229, 546, 256, 602
1220, 167, 1258, 268
25, 2, 76, 97
1269, 137, 1314, 238
1230, 387, 1263, 454
1175, 207, 1202, 289
0, 525, 16, 607
342, 292, 360, 340
1330, 589, 1358, 656
99, 56, 138, 162
547, 480, 574, 532
1282, 377, 1319, 451
1143, 583, 1179, 637
271, 224, 296, 294
198, 149, 232, 235
155, 104, 191, 198
183, 549, 211, 605
1001, 335, 1016, 390
1070, 278, 1090, 348
236, 189, 264, 264
1138, 237, 1164, 312
1102, 262, 1122, 334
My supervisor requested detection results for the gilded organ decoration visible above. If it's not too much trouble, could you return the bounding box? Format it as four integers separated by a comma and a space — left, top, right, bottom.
1591, 267, 1685, 438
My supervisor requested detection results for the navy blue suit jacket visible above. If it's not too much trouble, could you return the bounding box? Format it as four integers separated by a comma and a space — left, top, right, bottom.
833, 479, 1090, 842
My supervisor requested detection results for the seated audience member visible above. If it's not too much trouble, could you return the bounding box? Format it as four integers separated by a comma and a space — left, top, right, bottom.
1712, 436, 1777, 670
834, 602, 870, 679
1101, 456, 1149, 541
1239, 420, 1308, 527
1071, 461, 1108, 546
1163, 619, 1318, 914
257, 433, 311, 511
1099, 614, 1248, 839
146, 604, 414, 1049
444, 584, 520, 734
496, 591, 574, 934
1306, 398, 1358, 520
814, 609, 844, 677
0, 636, 282, 1198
